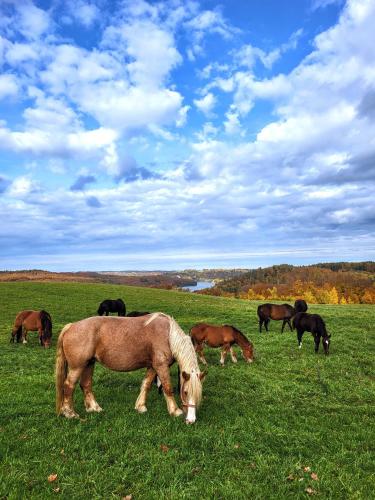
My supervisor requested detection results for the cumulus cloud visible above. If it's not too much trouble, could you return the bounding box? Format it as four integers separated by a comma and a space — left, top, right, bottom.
70, 175, 96, 191
194, 92, 216, 116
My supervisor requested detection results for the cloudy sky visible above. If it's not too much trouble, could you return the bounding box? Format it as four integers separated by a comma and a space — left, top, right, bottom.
0, 0, 374, 271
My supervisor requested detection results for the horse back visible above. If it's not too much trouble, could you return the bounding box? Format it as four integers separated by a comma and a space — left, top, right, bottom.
61, 316, 172, 371
190, 323, 235, 347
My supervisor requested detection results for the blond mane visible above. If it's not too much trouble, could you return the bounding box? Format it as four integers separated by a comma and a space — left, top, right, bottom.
145, 312, 202, 407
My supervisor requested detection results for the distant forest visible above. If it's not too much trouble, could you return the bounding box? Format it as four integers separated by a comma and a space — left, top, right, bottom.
197, 262, 375, 304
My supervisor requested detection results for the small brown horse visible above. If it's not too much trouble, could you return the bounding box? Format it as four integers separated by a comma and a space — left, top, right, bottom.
257, 303, 295, 333
190, 323, 254, 365
11, 310, 52, 348
56, 313, 206, 424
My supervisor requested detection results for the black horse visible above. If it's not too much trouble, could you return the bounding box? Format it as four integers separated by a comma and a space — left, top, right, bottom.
294, 299, 308, 313
126, 311, 150, 317
293, 312, 331, 354
97, 299, 126, 317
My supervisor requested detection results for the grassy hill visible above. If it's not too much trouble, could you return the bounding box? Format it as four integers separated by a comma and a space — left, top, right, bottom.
0, 282, 374, 499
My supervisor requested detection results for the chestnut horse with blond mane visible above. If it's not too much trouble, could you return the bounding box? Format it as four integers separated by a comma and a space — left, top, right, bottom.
56, 313, 205, 424
11, 310, 52, 348
190, 323, 254, 365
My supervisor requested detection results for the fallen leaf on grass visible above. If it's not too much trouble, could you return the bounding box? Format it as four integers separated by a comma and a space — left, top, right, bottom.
160, 444, 170, 452
305, 487, 316, 495
311, 473, 319, 481
53, 487, 60, 493
48, 474, 58, 483
60, 449, 64, 455
122, 495, 132, 500
287, 474, 295, 481
303, 466, 311, 473
234, 443, 240, 449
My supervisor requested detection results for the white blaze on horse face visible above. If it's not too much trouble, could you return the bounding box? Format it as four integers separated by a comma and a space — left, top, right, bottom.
186, 399, 196, 424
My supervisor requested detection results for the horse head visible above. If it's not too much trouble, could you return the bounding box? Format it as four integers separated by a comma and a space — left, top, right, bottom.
322, 334, 331, 355
40, 311, 52, 348
180, 369, 206, 424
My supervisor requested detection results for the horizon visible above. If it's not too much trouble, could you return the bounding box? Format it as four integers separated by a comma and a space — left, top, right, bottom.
1, 0, 374, 269
1, 258, 373, 274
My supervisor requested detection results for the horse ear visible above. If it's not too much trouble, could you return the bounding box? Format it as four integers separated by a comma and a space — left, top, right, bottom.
182, 371, 190, 381
199, 370, 207, 381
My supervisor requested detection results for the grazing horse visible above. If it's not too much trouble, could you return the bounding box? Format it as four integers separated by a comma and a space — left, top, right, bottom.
190, 323, 254, 366
97, 298, 126, 317
10, 310, 52, 348
126, 311, 150, 317
293, 312, 331, 354
257, 303, 295, 333
294, 299, 308, 313
55, 313, 206, 424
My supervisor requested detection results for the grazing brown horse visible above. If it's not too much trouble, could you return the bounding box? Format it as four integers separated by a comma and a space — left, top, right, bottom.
190, 323, 254, 365
11, 310, 52, 348
56, 313, 206, 424
257, 303, 295, 333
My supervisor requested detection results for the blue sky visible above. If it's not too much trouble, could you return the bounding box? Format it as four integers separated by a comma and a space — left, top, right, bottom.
0, 0, 374, 271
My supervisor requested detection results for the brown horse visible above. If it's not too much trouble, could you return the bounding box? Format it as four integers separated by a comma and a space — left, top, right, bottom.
55, 313, 206, 424
190, 323, 254, 365
11, 310, 52, 348
257, 303, 295, 333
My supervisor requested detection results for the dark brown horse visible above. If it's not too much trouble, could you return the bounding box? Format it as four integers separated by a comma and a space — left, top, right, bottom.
293, 312, 331, 354
56, 313, 205, 424
190, 323, 254, 365
294, 299, 308, 313
257, 303, 295, 333
11, 310, 52, 348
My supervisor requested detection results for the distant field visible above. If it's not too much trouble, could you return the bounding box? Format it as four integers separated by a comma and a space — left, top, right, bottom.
0, 282, 374, 499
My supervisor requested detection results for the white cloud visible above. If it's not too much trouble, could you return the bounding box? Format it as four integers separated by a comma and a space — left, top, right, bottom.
0, 74, 18, 99
194, 92, 216, 116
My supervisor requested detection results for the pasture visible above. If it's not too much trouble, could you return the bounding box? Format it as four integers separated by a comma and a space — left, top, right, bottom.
0, 282, 374, 499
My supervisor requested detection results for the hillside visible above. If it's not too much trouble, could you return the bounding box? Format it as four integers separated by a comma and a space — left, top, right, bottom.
198, 261, 375, 304
0, 281, 374, 498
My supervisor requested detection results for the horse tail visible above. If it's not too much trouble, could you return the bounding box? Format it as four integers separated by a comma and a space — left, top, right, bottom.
55, 323, 71, 414
11, 325, 23, 343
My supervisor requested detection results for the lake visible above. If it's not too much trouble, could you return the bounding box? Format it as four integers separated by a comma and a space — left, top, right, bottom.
182, 280, 215, 291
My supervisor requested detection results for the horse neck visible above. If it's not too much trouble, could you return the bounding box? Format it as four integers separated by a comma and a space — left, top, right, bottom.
232, 328, 250, 348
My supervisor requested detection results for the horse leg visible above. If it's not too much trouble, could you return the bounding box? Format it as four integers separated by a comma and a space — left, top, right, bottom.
80, 362, 102, 413
154, 364, 183, 417
230, 347, 238, 363
265, 319, 270, 332
288, 319, 293, 332
281, 319, 286, 333
297, 330, 303, 349
314, 334, 320, 353
61, 366, 85, 418
38, 327, 43, 346
22, 327, 28, 344
259, 318, 263, 333
135, 368, 156, 413
195, 342, 208, 365
220, 344, 230, 366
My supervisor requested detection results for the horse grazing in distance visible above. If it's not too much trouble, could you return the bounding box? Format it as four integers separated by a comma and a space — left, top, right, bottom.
126, 311, 150, 317
97, 298, 126, 317
294, 299, 308, 313
56, 313, 206, 424
257, 303, 295, 333
293, 312, 331, 354
11, 310, 52, 348
190, 323, 254, 365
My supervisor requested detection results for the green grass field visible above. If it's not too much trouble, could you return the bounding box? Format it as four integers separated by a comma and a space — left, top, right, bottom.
0, 282, 374, 499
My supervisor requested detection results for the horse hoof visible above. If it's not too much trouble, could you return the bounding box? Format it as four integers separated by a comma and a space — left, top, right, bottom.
23, 340, 27, 344
86, 404, 103, 413
173, 408, 183, 417
136, 405, 147, 413
61, 408, 79, 419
